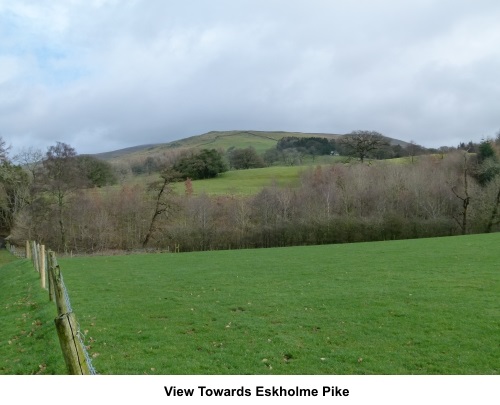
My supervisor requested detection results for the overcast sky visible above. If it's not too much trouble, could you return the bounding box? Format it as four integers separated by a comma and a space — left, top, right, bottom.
1, 0, 499, 156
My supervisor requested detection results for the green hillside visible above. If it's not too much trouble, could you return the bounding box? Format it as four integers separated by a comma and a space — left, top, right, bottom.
162, 130, 342, 153
93, 130, 344, 162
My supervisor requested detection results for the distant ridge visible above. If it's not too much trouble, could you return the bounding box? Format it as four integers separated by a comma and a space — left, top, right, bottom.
91, 144, 163, 160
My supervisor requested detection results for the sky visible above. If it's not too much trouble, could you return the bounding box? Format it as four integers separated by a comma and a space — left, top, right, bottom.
1, 0, 500, 156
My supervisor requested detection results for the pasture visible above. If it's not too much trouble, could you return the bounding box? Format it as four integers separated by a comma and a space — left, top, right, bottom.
52, 233, 499, 375
127, 157, 345, 196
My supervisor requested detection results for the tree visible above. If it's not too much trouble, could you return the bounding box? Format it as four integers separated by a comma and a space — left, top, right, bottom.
0, 138, 32, 233
406, 140, 426, 163
477, 139, 496, 163
474, 139, 500, 232
0, 162, 31, 233
0, 137, 11, 164
451, 151, 472, 235
77, 155, 118, 187
143, 168, 181, 247
173, 149, 227, 179
228, 147, 265, 169
13, 147, 44, 183
339, 130, 390, 163
38, 142, 89, 251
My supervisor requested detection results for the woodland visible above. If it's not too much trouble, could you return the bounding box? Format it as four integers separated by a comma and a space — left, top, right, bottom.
1, 131, 500, 253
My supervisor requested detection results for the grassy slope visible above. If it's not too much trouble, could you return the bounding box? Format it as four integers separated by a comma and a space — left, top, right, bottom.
124, 156, 408, 196
102, 130, 343, 164
58, 233, 500, 375
0, 252, 66, 375
173, 165, 308, 195
96, 130, 411, 164
168, 130, 342, 153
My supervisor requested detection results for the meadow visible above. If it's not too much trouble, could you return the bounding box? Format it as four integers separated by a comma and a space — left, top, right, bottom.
47, 233, 500, 375
1, 233, 498, 375
126, 156, 350, 196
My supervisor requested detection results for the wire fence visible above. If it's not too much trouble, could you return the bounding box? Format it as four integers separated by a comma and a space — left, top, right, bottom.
7, 240, 97, 375
57, 263, 98, 375
6, 242, 26, 259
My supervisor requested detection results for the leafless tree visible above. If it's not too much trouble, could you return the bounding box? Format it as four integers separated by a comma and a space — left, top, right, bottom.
143, 168, 180, 247
13, 146, 44, 183
450, 151, 472, 235
38, 142, 88, 251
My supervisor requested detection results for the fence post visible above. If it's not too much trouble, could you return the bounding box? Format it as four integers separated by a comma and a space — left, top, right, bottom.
54, 312, 91, 375
49, 259, 70, 316
47, 251, 56, 302
40, 245, 46, 289
26, 240, 31, 260
31, 241, 38, 272
47, 250, 92, 375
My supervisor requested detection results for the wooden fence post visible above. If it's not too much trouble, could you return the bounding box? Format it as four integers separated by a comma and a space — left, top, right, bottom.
40, 245, 46, 290
31, 241, 37, 271
49, 252, 69, 316
47, 251, 56, 302
26, 240, 31, 260
54, 312, 91, 375
48, 250, 92, 375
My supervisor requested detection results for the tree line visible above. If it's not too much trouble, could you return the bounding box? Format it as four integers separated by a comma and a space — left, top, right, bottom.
2, 130, 499, 253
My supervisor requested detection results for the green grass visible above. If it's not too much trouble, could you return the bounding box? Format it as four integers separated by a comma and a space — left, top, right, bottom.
123, 165, 306, 195
56, 233, 500, 375
174, 165, 306, 195
127, 161, 343, 196
0, 251, 66, 374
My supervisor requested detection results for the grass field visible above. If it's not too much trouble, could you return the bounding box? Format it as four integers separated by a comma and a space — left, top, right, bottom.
1, 234, 498, 375
173, 165, 307, 195
127, 159, 345, 195
48, 233, 500, 375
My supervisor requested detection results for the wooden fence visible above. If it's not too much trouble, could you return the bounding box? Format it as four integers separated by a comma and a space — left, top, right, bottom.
7, 240, 95, 375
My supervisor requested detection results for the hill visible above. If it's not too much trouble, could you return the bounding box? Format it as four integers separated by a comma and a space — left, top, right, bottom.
92, 130, 409, 162
91, 144, 163, 160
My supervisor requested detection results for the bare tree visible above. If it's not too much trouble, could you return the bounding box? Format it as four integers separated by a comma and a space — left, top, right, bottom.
39, 142, 88, 251
13, 147, 44, 183
451, 151, 472, 235
339, 130, 389, 163
143, 168, 180, 247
